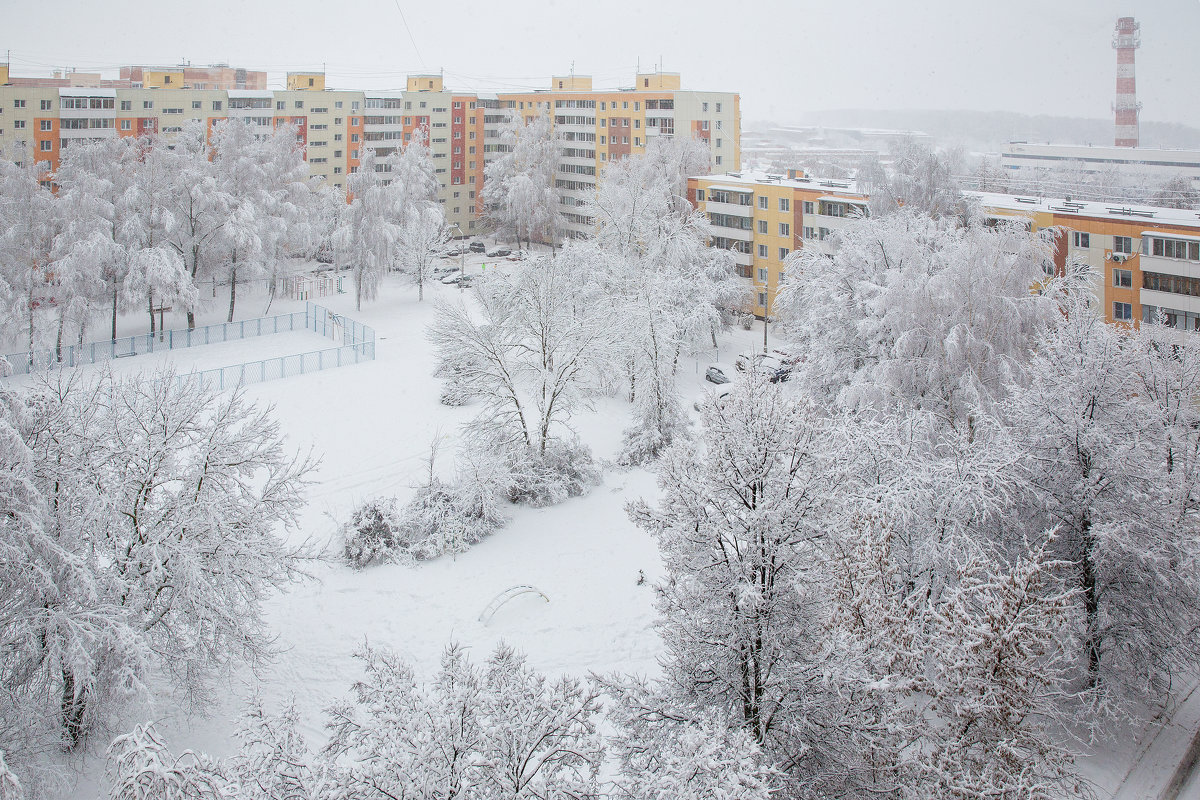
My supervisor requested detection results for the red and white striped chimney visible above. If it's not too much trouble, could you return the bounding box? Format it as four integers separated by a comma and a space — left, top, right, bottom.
1112, 16, 1141, 148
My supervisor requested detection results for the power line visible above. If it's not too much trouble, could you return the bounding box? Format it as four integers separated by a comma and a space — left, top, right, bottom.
391, 0, 426, 69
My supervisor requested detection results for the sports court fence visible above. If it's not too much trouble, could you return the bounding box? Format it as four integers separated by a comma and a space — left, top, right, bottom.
2, 303, 375, 390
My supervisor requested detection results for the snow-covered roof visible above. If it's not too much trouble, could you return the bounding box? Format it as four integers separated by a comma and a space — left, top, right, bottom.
967, 191, 1200, 230
693, 170, 863, 195
227, 90, 275, 99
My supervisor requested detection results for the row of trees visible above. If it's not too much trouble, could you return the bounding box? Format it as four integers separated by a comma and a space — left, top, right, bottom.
0, 120, 449, 359
629, 205, 1200, 796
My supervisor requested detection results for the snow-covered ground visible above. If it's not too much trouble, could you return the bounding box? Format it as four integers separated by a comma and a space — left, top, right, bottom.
12, 262, 1186, 798
25, 263, 767, 796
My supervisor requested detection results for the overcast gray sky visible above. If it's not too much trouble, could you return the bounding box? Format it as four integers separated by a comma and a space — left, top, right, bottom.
3, 0, 1198, 126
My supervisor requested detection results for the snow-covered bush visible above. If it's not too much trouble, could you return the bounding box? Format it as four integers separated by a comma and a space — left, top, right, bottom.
342, 497, 405, 568
0, 753, 22, 800
738, 311, 755, 330
618, 391, 690, 467
106, 724, 229, 800
501, 437, 601, 508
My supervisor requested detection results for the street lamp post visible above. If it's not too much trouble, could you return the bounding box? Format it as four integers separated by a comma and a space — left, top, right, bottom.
449, 223, 465, 291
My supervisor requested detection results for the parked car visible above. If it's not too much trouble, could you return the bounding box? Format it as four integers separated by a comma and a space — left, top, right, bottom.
734, 352, 789, 382
442, 245, 467, 257
486, 246, 512, 258
441, 273, 474, 286
706, 363, 735, 385
693, 385, 734, 412
469, 241, 487, 253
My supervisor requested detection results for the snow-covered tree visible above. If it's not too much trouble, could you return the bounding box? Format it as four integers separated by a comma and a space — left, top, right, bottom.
0, 370, 313, 749
229, 697, 325, 800
159, 121, 231, 329
106, 724, 229, 800
1004, 292, 1200, 703
482, 111, 561, 249
121, 246, 198, 333
866, 138, 965, 218
775, 208, 1057, 432
0, 148, 57, 358
396, 203, 448, 301
324, 642, 602, 800
336, 149, 398, 310
429, 254, 612, 504
212, 119, 271, 322
629, 376, 867, 790
582, 136, 742, 463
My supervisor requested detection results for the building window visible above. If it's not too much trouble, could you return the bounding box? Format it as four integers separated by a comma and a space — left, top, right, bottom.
1113, 268, 1133, 288
804, 226, 815, 239
758, 196, 768, 210
758, 244, 768, 258
334, 133, 343, 141
803, 201, 814, 214
757, 220, 768, 234
1072, 231, 1090, 248
351, 117, 359, 125
192, 100, 201, 109
121, 100, 132, 111
757, 267, 768, 282
716, 138, 722, 148
213, 101, 223, 111
758, 291, 767, 307
779, 223, 790, 237
120, 119, 131, 130
716, 102, 722, 113
40, 99, 51, 110
702, 102, 708, 112
39, 120, 52, 131
350, 133, 359, 142
696, 189, 705, 201
1114, 302, 1132, 321
779, 198, 790, 212
39, 140, 51, 151
335, 101, 343, 109
715, 155, 722, 165
143, 100, 153, 109
13, 120, 24, 129
334, 166, 342, 174
13, 100, 24, 108
276, 101, 285, 110
295, 100, 304, 109
779, 247, 790, 260
351, 150, 358, 159
1113, 235, 1133, 254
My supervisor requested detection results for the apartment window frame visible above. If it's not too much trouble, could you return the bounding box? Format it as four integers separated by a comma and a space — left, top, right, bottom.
757, 220, 768, 234
1113, 268, 1133, 288
758, 196, 768, 210
1114, 301, 1133, 321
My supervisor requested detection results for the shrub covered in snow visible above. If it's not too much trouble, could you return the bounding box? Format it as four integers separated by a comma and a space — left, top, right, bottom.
342, 497, 405, 568
501, 438, 601, 508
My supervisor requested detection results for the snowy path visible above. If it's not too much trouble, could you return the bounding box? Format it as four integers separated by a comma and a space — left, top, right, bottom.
1110, 677, 1200, 800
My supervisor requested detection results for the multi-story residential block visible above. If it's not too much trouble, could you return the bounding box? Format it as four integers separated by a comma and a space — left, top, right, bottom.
689, 170, 1200, 331
0, 65, 738, 238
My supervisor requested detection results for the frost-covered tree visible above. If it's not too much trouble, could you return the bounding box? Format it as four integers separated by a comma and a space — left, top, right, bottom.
396, 203, 448, 301
0, 370, 313, 749
229, 697, 325, 800
629, 376, 868, 790
775, 208, 1057, 431
159, 121, 231, 329
336, 149, 398, 310
324, 642, 602, 800
866, 138, 965, 218
1005, 293, 1200, 703
429, 254, 612, 505
582, 136, 742, 463
121, 246, 198, 334
602, 677, 776, 800
0, 148, 57, 358
212, 119, 271, 322
106, 724, 229, 800
482, 111, 561, 248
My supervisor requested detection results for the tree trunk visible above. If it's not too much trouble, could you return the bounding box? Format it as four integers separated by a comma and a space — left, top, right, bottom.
60, 668, 87, 749
1081, 510, 1102, 688
111, 284, 119, 340
148, 293, 156, 337
228, 261, 238, 323
55, 313, 65, 363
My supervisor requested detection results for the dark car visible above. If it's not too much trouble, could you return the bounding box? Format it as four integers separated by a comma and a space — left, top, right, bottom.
469, 241, 486, 253
486, 246, 512, 258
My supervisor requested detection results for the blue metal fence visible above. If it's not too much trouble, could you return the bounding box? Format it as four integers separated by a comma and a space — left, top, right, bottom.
2, 302, 376, 390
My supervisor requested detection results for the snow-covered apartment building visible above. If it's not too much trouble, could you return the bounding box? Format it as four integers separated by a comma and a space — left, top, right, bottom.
689, 171, 1200, 331
0, 63, 739, 240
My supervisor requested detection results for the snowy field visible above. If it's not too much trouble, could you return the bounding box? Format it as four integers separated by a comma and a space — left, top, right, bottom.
9, 263, 1181, 798
22, 265, 761, 795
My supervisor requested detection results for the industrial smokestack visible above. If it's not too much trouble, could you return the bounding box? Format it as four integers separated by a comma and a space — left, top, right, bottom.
1112, 16, 1141, 148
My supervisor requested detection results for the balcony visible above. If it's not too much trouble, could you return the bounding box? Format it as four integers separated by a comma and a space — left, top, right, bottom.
704, 200, 752, 217
1141, 288, 1200, 315
1140, 254, 1200, 280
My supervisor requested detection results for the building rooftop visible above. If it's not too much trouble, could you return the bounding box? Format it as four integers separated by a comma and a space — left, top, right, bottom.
967, 190, 1200, 229
693, 169, 863, 195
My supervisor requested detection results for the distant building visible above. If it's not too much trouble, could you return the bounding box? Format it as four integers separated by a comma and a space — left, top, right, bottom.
0, 65, 738, 239
999, 142, 1200, 190
690, 170, 1200, 331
